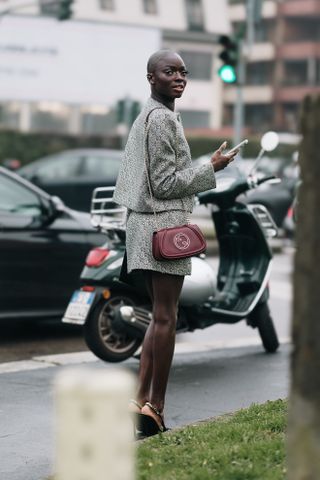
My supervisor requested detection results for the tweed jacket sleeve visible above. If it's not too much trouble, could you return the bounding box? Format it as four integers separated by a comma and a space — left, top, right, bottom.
113, 97, 216, 213
147, 109, 216, 200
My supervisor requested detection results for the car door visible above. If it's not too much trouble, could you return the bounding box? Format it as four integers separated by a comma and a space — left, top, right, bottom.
29, 154, 83, 211
73, 153, 121, 212
0, 171, 89, 319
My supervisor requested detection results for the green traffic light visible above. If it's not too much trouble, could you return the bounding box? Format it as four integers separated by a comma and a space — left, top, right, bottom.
218, 65, 237, 83
58, 0, 73, 21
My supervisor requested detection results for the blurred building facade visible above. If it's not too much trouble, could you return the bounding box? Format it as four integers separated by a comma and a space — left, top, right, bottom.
0, 0, 230, 135
224, 0, 320, 133
2, 0, 318, 137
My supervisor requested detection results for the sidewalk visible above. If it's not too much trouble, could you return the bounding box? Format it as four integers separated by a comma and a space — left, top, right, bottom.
0, 343, 290, 480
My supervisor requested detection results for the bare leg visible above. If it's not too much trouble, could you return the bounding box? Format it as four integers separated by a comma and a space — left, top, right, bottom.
141, 272, 184, 424
135, 271, 154, 406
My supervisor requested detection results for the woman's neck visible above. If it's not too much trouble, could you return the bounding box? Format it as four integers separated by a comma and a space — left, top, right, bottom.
151, 92, 175, 112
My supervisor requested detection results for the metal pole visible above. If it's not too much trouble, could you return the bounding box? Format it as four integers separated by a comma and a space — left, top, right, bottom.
233, 40, 245, 146
233, 0, 256, 147
246, 0, 255, 49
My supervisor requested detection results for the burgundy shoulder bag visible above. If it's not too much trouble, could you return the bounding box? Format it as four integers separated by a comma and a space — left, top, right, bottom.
144, 108, 207, 261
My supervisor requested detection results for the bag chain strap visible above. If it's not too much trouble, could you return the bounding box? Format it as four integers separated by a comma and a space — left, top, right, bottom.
144, 108, 161, 230
143, 107, 190, 231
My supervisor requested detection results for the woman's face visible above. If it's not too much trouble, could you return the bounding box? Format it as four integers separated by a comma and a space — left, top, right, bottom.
148, 53, 188, 100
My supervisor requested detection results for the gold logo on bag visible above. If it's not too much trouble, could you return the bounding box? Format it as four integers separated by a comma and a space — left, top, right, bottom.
173, 233, 190, 250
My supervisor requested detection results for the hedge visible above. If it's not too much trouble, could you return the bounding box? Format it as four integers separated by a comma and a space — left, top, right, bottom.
0, 130, 121, 166
187, 136, 297, 160
0, 130, 297, 167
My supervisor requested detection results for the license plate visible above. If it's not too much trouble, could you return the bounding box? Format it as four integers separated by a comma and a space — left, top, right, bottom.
62, 290, 95, 325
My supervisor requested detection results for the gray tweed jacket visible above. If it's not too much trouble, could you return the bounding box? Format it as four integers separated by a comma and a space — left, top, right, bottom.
113, 97, 216, 213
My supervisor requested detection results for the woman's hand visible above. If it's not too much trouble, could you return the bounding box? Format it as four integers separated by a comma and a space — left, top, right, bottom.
210, 141, 239, 172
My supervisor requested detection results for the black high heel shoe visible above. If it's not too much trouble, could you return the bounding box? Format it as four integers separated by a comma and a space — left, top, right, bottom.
138, 402, 168, 437
129, 399, 144, 439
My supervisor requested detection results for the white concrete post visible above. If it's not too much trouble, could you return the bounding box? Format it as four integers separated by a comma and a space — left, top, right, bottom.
69, 105, 82, 135
55, 368, 135, 480
19, 102, 32, 132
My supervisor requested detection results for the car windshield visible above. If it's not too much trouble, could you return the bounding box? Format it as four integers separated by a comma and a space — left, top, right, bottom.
213, 173, 239, 192
28, 154, 81, 181
81, 154, 121, 179
19, 151, 123, 182
256, 156, 289, 177
0, 173, 42, 215
193, 154, 247, 180
193, 153, 290, 180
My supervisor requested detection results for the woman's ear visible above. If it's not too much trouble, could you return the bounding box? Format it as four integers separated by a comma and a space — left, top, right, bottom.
147, 73, 155, 85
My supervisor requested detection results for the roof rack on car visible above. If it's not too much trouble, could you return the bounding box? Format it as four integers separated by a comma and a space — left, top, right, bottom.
90, 187, 126, 232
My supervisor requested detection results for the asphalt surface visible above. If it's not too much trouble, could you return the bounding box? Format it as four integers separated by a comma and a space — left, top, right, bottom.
0, 246, 293, 363
0, 344, 290, 480
0, 247, 294, 480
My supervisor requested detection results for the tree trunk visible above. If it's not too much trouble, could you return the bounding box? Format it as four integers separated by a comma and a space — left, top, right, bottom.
287, 95, 320, 479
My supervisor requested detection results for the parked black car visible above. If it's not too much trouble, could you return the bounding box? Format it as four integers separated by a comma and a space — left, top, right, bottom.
240, 156, 298, 228
241, 177, 296, 228
193, 154, 297, 230
18, 148, 123, 212
0, 166, 105, 321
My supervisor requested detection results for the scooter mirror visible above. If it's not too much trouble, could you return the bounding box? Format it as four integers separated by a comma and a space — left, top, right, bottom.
260, 131, 279, 152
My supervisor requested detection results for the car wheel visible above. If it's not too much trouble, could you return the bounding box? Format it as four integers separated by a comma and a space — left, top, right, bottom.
84, 293, 142, 363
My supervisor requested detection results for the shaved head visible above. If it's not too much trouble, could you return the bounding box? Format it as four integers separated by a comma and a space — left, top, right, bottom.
146, 49, 187, 106
147, 50, 182, 74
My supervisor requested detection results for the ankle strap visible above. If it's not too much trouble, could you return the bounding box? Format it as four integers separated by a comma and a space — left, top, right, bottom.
145, 401, 162, 417
130, 399, 142, 409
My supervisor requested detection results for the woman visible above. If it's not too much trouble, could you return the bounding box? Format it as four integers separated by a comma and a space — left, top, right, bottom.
113, 50, 237, 436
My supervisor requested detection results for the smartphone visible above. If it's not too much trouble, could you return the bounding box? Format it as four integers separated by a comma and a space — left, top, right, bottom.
227, 139, 249, 155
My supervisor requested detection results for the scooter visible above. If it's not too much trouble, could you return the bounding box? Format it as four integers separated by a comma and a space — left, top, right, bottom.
62, 147, 280, 363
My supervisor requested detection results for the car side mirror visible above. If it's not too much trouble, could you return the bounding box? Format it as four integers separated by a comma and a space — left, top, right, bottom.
41, 196, 65, 225
51, 195, 65, 212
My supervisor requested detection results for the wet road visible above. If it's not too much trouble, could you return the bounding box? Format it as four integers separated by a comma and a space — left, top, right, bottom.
0, 247, 294, 364
1, 343, 290, 480
0, 248, 294, 480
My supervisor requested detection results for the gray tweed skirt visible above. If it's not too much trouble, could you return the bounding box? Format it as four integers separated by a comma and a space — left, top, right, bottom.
126, 209, 192, 276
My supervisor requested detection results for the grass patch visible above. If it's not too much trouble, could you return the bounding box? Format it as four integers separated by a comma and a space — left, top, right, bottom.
46, 400, 287, 480
137, 399, 287, 480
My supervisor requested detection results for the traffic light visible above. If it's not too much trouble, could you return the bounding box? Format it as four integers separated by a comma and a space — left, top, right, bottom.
116, 99, 126, 123
129, 100, 141, 125
218, 35, 239, 83
58, 0, 73, 21
116, 99, 141, 126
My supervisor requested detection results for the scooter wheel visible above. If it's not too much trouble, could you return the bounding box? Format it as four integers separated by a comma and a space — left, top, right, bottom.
84, 294, 142, 363
248, 301, 279, 353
